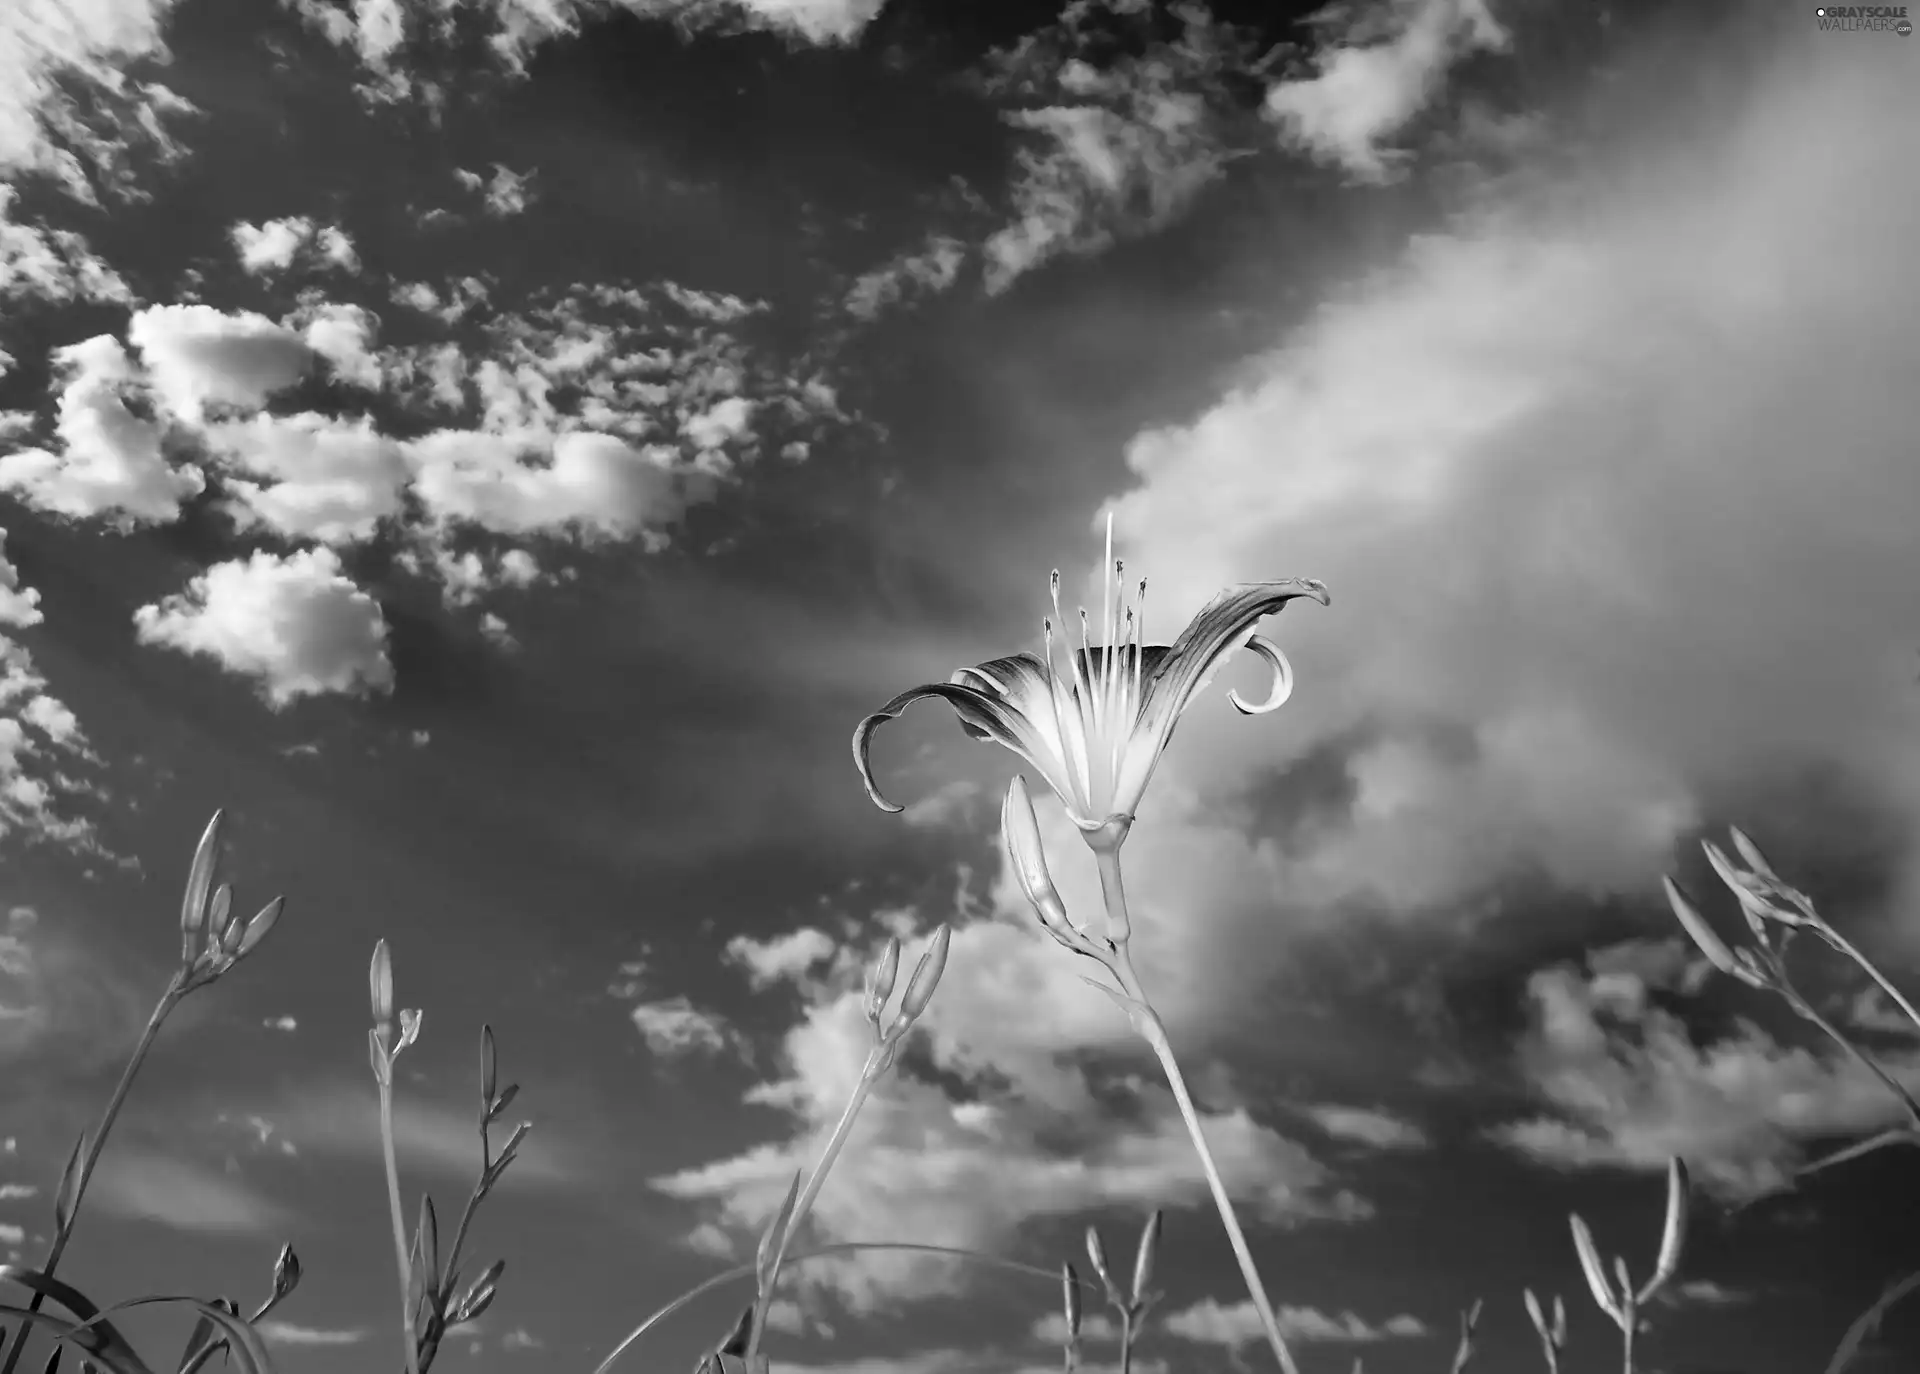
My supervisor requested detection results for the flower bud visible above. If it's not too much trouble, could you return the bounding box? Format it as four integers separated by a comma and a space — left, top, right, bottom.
896, 925, 951, 1027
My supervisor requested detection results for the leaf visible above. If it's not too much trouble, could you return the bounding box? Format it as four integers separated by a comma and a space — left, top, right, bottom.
1638, 1157, 1689, 1302
53, 1133, 88, 1235
756, 1171, 802, 1290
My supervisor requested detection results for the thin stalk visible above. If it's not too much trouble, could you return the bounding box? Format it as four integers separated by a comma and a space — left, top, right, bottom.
1620, 1300, 1635, 1374
1780, 980, 1920, 1129
377, 1074, 423, 1374
1818, 923, 1920, 1037
741, 1045, 886, 1363
1089, 837, 1301, 1374
1118, 1308, 1135, 1374
593, 1241, 1079, 1374
0, 974, 186, 1374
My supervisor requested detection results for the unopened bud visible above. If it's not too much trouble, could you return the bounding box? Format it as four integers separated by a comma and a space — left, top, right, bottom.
864, 938, 901, 1026
896, 925, 951, 1027
370, 940, 394, 1028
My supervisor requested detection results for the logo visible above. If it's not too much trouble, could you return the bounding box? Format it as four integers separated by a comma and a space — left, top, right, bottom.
1815, 5, 1913, 30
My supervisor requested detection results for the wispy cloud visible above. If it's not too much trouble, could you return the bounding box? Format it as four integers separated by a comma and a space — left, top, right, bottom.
1165, 1296, 1430, 1346
87, 1146, 289, 1236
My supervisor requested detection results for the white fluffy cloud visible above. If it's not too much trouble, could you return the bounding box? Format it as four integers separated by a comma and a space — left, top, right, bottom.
230, 216, 360, 274
205, 412, 408, 542
126, 304, 313, 421
1264, 0, 1509, 182
131, 548, 394, 706
0, 333, 205, 524
1491, 940, 1920, 1198
654, 924, 1365, 1312
1103, 37, 1920, 954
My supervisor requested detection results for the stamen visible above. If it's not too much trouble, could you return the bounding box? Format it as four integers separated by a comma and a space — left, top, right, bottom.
1132, 578, 1146, 730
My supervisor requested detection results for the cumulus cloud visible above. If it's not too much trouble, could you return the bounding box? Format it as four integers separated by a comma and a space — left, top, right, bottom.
1165, 1296, 1429, 1347
844, 235, 967, 321
653, 935, 1364, 1311
131, 548, 394, 706
0, 0, 196, 200
455, 163, 535, 217
0, 532, 43, 629
1, 186, 131, 304
0, 639, 101, 848
230, 216, 360, 274
1264, 0, 1509, 182
0, 333, 205, 525
257, 1323, 369, 1348
1491, 941, 1920, 1198
1103, 34, 1920, 967
205, 411, 408, 542
126, 303, 312, 421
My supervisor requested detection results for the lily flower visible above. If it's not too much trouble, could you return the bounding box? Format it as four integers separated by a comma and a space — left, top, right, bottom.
854, 517, 1327, 833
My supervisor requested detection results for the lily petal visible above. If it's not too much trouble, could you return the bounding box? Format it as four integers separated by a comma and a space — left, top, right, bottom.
1227, 634, 1295, 715
1113, 579, 1327, 811
853, 675, 1085, 820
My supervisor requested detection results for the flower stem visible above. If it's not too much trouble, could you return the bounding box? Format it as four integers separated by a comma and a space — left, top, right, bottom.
377, 1073, 423, 1374
743, 1045, 886, 1363
1091, 841, 1301, 1374
1818, 923, 1920, 1038
0, 975, 185, 1374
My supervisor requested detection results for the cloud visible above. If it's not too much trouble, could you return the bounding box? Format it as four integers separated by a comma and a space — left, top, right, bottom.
653, 945, 1363, 1311
0, 645, 102, 849
0, 0, 195, 200
126, 304, 313, 422
1301, 1103, 1430, 1151
456, 164, 535, 217
1, 186, 131, 304
257, 1323, 369, 1347
1490, 942, 1920, 1197
0, 906, 149, 1068
88, 1146, 288, 1235
978, 4, 1257, 292
230, 216, 361, 274
132, 548, 395, 707
0, 532, 43, 629
844, 235, 967, 321
0, 333, 206, 525
1105, 33, 1920, 956
1165, 1296, 1430, 1346
206, 412, 408, 542
725, 927, 838, 991
262, 1078, 574, 1187
630, 996, 745, 1058
1264, 0, 1509, 182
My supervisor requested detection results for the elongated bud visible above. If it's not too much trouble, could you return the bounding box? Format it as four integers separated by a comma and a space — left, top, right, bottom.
488, 1082, 519, 1124
398, 1007, 423, 1052
1638, 1157, 1689, 1303
53, 1131, 87, 1234
1085, 1226, 1115, 1295
208, 884, 233, 944
1569, 1214, 1623, 1324
1129, 1210, 1161, 1308
370, 940, 394, 1028
455, 1260, 504, 1324
480, 1024, 498, 1106
1551, 1295, 1566, 1344
236, 897, 284, 959
181, 810, 224, 957
864, 938, 900, 1026
416, 1194, 440, 1293
1003, 778, 1076, 939
1523, 1288, 1545, 1337
1062, 1260, 1082, 1338
757, 1170, 803, 1286
1662, 877, 1758, 985
896, 925, 951, 1027
1728, 826, 1777, 878
272, 1243, 302, 1301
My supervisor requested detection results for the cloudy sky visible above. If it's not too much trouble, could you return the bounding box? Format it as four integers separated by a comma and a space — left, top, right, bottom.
1, 1, 1917, 1371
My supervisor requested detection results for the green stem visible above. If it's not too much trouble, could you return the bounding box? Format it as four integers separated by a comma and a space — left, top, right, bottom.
1118, 1308, 1134, 1374
0, 976, 185, 1374
1621, 1301, 1635, 1374
377, 1071, 423, 1374
1088, 837, 1301, 1374
1780, 978, 1920, 1129
741, 1045, 886, 1363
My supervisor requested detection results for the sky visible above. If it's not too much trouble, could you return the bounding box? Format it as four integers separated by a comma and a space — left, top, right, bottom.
0, 1, 1917, 1372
